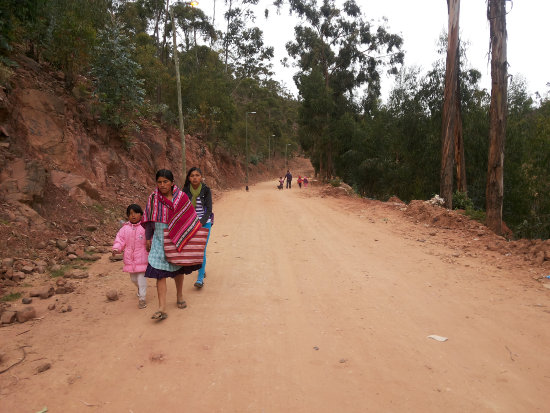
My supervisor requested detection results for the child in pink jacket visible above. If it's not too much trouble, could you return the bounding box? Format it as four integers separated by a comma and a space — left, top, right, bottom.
112, 204, 149, 309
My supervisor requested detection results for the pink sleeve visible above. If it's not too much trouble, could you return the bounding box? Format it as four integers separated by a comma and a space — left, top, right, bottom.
112, 228, 126, 252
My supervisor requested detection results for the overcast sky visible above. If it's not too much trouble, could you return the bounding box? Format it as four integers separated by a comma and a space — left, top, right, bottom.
193, 0, 550, 101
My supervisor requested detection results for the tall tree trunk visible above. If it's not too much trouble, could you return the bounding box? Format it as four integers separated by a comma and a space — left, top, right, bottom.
440, 0, 461, 209
224, 0, 233, 73
454, 46, 467, 193
486, 0, 508, 234
170, 6, 186, 178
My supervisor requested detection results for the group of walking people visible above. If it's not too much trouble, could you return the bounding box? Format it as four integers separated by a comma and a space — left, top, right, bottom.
278, 170, 308, 190
112, 167, 213, 321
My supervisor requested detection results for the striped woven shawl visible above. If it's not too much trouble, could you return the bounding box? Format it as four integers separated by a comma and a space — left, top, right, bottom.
142, 186, 201, 251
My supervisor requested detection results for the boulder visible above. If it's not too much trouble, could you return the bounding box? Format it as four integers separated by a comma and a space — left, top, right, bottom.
16, 306, 36, 323
29, 286, 54, 299
1, 258, 14, 268
1, 310, 16, 324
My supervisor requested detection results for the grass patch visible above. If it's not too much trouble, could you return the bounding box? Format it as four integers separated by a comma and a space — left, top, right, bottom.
1, 292, 22, 302
329, 178, 341, 187
50, 265, 70, 278
464, 207, 486, 223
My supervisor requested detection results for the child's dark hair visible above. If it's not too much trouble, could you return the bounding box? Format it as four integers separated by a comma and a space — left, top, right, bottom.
156, 169, 174, 182
126, 204, 143, 217
184, 166, 203, 187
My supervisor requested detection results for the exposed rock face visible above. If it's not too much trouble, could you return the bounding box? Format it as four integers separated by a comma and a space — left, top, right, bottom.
50, 170, 100, 205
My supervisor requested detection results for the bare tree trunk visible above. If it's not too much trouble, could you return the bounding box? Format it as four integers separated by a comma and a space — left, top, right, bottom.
440, 0, 461, 209
454, 43, 467, 193
486, 0, 508, 234
170, 6, 186, 178
224, 0, 233, 73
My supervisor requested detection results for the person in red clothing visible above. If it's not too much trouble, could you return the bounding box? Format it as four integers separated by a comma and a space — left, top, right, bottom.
112, 204, 149, 309
297, 176, 303, 188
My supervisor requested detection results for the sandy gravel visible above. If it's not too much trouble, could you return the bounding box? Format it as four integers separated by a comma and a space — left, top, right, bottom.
1, 173, 550, 412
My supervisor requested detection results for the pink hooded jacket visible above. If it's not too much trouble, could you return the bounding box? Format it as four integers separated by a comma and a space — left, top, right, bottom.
112, 222, 149, 273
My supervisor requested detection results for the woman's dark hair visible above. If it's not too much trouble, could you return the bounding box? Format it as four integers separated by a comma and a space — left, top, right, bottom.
126, 203, 143, 216
184, 167, 202, 187
156, 169, 174, 182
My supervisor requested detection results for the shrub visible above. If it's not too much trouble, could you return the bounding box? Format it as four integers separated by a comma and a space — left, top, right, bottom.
329, 178, 341, 187
453, 191, 474, 210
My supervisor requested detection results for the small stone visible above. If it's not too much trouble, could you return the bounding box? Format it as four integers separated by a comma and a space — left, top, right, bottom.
36, 363, 51, 373
339, 359, 347, 363
67, 254, 78, 260
85, 225, 98, 232
48, 303, 56, 311
21, 265, 34, 274
16, 307, 36, 323
106, 290, 119, 301
313, 346, 319, 351
56, 278, 67, 286
67, 305, 72, 312
56, 239, 68, 250
50, 264, 62, 272
37, 241, 47, 249
22, 297, 33, 304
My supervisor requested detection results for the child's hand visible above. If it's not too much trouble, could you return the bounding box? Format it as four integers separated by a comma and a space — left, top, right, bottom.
112, 249, 119, 256
146, 240, 151, 252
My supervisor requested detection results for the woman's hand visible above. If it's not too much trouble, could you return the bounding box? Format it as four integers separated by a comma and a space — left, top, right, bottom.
146, 240, 152, 251
112, 249, 119, 256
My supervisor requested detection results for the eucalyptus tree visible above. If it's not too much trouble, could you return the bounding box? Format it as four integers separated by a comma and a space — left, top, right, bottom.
221, 0, 274, 81
91, 19, 145, 132
486, 0, 508, 235
276, 0, 404, 179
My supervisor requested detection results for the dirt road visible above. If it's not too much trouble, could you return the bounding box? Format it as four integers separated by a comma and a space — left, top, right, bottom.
2, 171, 550, 412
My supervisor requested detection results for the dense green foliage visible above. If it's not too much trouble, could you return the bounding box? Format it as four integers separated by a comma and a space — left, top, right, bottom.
0, 0, 549, 238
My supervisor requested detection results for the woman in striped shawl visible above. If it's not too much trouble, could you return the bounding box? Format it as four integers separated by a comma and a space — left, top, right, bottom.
142, 169, 202, 321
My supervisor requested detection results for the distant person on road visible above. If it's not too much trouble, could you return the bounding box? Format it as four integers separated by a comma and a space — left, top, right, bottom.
183, 167, 213, 289
297, 176, 303, 189
277, 176, 284, 190
303, 176, 309, 188
285, 170, 292, 189
112, 204, 149, 309
142, 169, 202, 321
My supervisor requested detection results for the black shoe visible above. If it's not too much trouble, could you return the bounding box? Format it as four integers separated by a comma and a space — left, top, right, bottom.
194, 281, 204, 288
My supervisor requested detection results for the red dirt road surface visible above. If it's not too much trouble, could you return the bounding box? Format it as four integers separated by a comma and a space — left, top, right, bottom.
1, 175, 550, 412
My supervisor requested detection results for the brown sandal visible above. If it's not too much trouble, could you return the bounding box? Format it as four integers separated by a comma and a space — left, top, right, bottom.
152, 311, 168, 320
177, 300, 187, 309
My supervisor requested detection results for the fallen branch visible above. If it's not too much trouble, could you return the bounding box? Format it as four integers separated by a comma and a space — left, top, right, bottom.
0, 345, 30, 374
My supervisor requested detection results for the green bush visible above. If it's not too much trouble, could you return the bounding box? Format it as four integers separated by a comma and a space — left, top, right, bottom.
464, 207, 486, 223
453, 191, 474, 210
329, 178, 341, 187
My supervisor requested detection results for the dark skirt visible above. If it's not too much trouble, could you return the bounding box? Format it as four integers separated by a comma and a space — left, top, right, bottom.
145, 263, 202, 279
